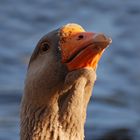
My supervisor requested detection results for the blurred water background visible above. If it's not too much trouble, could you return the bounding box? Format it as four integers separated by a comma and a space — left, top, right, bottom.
0, 0, 140, 140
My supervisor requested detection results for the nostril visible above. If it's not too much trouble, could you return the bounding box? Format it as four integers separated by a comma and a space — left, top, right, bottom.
77, 35, 84, 40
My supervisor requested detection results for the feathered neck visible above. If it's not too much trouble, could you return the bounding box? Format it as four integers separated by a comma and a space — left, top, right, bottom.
20, 68, 96, 140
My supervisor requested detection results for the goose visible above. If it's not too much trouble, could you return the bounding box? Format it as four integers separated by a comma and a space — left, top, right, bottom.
20, 23, 111, 140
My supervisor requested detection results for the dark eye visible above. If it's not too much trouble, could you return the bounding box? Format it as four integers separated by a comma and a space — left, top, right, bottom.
40, 42, 50, 54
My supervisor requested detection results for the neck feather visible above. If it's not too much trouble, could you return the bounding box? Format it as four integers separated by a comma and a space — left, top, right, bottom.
20, 69, 96, 140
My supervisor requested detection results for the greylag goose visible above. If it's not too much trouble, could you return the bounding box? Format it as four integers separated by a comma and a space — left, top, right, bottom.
20, 23, 111, 140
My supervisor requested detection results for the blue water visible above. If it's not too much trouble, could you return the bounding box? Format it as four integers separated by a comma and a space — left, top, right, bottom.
0, 0, 140, 140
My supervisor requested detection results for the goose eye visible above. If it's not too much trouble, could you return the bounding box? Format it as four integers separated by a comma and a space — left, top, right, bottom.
40, 42, 50, 54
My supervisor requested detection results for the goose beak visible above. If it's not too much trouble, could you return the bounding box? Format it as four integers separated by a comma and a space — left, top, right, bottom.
59, 24, 112, 71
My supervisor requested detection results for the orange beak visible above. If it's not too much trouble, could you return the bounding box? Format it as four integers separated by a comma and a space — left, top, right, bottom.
59, 24, 112, 71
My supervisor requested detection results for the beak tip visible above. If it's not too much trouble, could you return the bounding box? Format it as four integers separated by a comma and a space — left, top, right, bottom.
108, 37, 112, 44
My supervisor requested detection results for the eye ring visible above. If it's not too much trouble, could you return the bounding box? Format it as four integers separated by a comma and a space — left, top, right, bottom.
40, 42, 50, 54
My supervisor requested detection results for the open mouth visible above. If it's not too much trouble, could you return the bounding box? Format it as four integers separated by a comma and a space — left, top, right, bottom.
65, 44, 92, 63
65, 40, 110, 64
